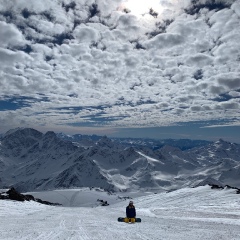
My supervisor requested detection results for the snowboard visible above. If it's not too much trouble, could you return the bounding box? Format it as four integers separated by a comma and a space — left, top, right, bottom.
118, 217, 141, 223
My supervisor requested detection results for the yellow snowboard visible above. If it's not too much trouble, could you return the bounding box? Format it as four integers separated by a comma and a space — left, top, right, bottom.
124, 217, 136, 223
118, 217, 141, 223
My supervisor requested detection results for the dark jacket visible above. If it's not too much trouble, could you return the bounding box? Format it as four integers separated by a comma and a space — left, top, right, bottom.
126, 205, 136, 218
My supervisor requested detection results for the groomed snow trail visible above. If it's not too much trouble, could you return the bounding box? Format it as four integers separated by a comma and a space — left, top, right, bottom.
1, 186, 240, 240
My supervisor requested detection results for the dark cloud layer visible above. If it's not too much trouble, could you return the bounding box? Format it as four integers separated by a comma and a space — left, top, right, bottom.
0, 0, 239, 132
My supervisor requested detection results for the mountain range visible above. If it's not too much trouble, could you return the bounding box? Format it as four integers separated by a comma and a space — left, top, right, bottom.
0, 128, 239, 192
56, 132, 212, 150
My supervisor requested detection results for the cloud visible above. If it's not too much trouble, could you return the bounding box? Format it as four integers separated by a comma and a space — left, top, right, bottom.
0, 21, 26, 47
217, 74, 240, 89
215, 101, 239, 110
0, 48, 32, 66
186, 54, 213, 67
0, 0, 239, 132
73, 24, 100, 43
143, 33, 184, 49
201, 121, 240, 128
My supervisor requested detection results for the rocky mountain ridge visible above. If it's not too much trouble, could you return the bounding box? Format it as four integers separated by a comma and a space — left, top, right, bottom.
57, 132, 212, 150
0, 128, 239, 192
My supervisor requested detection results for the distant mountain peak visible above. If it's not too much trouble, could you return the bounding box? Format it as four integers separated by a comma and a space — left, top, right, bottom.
4, 127, 24, 136
57, 132, 73, 139
44, 131, 57, 138
97, 136, 115, 148
4, 127, 42, 137
216, 138, 227, 144
160, 145, 182, 152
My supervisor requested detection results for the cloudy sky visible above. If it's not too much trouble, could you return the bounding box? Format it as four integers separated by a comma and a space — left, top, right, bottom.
0, 0, 240, 142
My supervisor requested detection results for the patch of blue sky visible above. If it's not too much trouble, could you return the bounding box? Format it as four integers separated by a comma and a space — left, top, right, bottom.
212, 93, 240, 102
0, 95, 50, 111
53, 105, 107, 112
0, 100, 20, 111
0, 98, 30, 111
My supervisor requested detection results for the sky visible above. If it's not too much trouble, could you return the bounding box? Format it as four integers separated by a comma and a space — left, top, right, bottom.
0, 0, 240, 143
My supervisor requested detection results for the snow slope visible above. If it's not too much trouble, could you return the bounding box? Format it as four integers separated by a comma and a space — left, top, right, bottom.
25, 188, 147, 207
1, 186, 240, 240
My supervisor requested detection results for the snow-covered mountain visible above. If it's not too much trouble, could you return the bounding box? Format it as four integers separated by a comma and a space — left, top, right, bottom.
0, 129, 115, 192
111, 137, 212, 150
56, 132, 102, 148
57, 132, 211, 150
188, 139, 240, 165
0, 128, 240, 192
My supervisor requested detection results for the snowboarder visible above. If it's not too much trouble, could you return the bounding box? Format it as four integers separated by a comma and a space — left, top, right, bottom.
126, 201, 136, 220
118, 201, 141, 223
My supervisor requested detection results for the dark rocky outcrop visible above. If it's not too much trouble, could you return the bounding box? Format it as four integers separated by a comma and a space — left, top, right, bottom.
34, 198, 61, 206
224, 185, 240, 194
0, 187, 61, 206
209, 184, 240, 194
97, 199, 109, 206
6, 187, 26, 201
210, 184, 224, 190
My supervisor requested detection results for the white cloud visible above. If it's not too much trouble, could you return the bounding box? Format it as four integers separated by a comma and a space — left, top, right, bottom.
201, 122, 240, 128
0, 0, 239, 131
144, 33, 184, 49
0, 48, 32, 65
217, 74, 240, 90
186, 53, 213, 67
73, 24, 100, 43
0, 21, 26, 47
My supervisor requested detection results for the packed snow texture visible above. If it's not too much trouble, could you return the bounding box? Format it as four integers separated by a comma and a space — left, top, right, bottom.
0, 186, 240, 240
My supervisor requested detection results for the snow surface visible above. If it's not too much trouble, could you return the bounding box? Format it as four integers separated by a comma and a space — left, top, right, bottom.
25, 188, 147, 207
1, 186, 240, 240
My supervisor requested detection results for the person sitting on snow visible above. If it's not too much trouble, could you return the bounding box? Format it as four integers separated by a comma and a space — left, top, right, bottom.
126, 200, 136, 219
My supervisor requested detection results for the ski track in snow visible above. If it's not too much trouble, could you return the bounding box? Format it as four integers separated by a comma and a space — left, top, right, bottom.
1, 186, 240, 240
69, 191, 81, 207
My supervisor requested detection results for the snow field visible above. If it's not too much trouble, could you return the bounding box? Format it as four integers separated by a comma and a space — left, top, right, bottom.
0, 186, 240, 240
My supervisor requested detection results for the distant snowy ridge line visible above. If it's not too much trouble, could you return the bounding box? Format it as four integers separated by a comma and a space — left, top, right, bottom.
0, 127, 240, 192
56, 131, 212, 150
